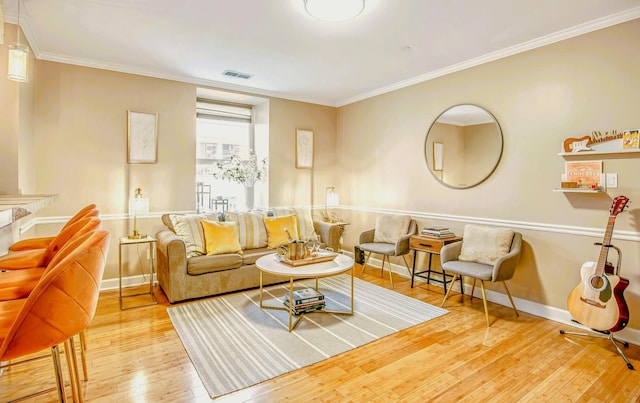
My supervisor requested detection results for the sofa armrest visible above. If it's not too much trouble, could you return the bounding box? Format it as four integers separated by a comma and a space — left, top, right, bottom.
155, 229, 188, 303
314, 221, 342, 252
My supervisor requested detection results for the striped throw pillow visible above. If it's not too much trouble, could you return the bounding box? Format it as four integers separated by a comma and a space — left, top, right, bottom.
225, 211, 268, 249
169, 213, 218, 258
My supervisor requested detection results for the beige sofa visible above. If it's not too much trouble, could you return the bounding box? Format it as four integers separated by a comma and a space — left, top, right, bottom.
156, 212, 342, 303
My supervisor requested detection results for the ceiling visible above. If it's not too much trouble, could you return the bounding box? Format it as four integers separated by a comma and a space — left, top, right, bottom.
4, 0, 640, 106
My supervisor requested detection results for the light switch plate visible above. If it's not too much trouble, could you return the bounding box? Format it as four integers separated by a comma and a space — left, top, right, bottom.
606, 173, 618, 188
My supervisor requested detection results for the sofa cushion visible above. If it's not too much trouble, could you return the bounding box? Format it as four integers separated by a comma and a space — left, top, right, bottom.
373, 214, 411, 244
187, 253, 243, 275
241, 246, 273, 266
263, 214, 299, 248
169, 213, 218, 258
225, 211, 268, 249
273, 207, 316, 241
201, 220, 242, 256
459, 224, 515, 265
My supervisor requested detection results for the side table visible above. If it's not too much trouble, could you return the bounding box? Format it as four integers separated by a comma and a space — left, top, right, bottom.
119, 236, 157, 310
409, 235, 463, 293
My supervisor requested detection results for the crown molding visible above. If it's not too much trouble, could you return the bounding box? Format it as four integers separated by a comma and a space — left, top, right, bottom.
336, 6, 640, 107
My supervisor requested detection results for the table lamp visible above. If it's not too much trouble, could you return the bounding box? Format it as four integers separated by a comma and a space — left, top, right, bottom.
128, 188, 149, 239
325, 187, 340, 223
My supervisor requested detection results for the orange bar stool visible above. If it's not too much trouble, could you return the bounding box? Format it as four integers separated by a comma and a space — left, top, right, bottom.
0, 230, 110, 402
0, 217, 101, 271
8, 204, 98, 252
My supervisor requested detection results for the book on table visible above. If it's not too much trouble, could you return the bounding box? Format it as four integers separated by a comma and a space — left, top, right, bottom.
420, 227, 456, 238
284, 288, 325, 305
283, 288, 325, 314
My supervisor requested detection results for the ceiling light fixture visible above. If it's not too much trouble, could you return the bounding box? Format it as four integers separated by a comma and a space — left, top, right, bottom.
7, 0, 28, 82
304, 0, 365, 22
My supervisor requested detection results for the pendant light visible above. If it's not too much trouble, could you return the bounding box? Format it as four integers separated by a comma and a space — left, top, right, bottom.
0, 0, 5, 44
7, 0, 28, 82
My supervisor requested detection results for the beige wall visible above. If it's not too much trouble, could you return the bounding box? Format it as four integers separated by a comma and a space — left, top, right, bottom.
0, 22, 36, 195
336, 19, 640, 327
267, 98, 337, 209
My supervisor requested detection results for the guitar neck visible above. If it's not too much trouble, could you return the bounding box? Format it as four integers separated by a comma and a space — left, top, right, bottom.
595, 216, 616, 277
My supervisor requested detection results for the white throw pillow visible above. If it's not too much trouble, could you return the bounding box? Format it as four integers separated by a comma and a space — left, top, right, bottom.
459, 224, 515, 265
373, 214, 411, 244
169, 213, 218, 258
225, 211, 268, 249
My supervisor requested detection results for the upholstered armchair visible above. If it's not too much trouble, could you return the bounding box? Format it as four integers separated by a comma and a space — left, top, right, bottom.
358, 214, 417, 288
440, 224, 522, 326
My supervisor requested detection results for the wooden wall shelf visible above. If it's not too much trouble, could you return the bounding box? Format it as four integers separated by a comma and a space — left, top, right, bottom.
558, 149, 640, 157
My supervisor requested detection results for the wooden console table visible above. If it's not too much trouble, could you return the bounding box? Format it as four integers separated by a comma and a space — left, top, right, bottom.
409, 234, 462, 292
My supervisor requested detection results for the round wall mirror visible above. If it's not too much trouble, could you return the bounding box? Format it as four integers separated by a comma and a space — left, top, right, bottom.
425, 104, 503, 189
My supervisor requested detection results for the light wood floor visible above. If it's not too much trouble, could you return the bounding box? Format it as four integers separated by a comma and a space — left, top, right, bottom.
2, 265, 639, 402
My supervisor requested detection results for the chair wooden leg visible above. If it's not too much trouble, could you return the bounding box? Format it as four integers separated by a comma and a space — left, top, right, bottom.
502, 281, 519, 317
479, 280, 491, 327
386, 256, 394, 288
470, 278, 476, 302
441, 274, 459, 307
79, 330, 88, 380
51, 345, 67, 402
64, 339, 80, 403
401, 255, 412, 277
359, 251, 372, 278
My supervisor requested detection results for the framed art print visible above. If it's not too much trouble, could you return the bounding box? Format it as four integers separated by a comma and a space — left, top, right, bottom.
127, 111, 158, 164
433, 142, 444, 171
295, 129, 313, 169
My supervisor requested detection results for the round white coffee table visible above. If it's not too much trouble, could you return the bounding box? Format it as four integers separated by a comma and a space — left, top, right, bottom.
256, 253, 355, 332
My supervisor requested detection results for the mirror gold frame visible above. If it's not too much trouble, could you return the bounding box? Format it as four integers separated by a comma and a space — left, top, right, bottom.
425, 104, 503, 189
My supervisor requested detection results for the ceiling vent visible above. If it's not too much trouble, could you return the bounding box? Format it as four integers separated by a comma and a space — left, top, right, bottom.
222, 70, 253, 80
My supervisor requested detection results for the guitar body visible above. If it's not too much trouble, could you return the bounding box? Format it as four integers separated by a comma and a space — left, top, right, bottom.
567, 261, 630, 332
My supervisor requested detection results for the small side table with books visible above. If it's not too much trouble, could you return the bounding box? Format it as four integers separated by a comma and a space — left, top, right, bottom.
409, 229, 463, 293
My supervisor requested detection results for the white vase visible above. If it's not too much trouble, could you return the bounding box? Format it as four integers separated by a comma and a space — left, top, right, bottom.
244, 185, 254, 211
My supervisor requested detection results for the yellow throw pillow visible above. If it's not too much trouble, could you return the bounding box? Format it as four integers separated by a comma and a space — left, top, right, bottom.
201, 220, 242, 256
263, 214, 299, 249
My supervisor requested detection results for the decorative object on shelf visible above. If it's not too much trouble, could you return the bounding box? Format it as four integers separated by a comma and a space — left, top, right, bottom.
563, 160, 603, 189
560, 182, 578, 189
560, 129, 638, 154
295, 129, 313, 169
304, 0, 365, 22
7, 0, 28, 82
622, 129, 639, 150
127, 111, 158, 163
128, 188, 149, 239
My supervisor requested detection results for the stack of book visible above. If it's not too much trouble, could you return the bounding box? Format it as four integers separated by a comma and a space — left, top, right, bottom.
283, 288, 325, 315
420, 226, 456, 238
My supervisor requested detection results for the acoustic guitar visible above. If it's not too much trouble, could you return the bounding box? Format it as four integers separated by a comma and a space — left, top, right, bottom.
567, 195, 630, 332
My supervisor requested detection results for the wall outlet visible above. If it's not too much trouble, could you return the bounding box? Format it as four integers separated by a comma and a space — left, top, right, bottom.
606, 173, 618, 189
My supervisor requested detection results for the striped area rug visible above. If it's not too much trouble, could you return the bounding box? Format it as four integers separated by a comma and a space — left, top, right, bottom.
167, 274, 448, 399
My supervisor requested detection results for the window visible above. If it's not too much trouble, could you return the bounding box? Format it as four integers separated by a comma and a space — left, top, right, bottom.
196, 98, 261, 212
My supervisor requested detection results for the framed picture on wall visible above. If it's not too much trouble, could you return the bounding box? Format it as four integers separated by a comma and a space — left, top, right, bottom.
433, 142, 444, 171
127, 111, 158, 164
296, 129, 314, 169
